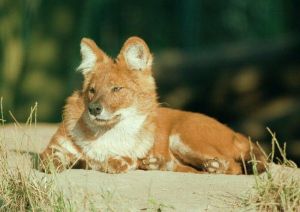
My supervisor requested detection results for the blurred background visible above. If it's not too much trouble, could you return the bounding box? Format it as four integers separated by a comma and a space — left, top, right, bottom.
0, 0, 299, 164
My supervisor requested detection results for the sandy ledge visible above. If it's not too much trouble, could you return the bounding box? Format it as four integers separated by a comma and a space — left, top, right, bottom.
1, 124, 299, 211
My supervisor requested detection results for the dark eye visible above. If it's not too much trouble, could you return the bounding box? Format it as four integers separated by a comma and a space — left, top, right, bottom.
89, 87, 95, 94
112, 86, 123, 92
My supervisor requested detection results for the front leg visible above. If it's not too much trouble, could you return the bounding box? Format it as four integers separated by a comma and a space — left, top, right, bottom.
39, 132, 81, 172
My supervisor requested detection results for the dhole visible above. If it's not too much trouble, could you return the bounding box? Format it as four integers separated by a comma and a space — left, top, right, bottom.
40, 36, 266, 174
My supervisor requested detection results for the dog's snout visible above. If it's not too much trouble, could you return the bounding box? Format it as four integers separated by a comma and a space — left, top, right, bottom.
88, 103, 103, 116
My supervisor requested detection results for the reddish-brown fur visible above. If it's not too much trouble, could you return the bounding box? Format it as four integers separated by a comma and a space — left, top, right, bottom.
40, 36, 266, 174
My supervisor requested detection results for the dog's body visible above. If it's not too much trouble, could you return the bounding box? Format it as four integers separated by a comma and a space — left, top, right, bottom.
40, 37, 266, 174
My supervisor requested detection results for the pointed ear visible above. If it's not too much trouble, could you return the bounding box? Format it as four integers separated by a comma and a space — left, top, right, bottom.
77, 38, 109, 75
120, 36, 153, 71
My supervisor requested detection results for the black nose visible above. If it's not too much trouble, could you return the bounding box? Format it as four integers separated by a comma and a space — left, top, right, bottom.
88, 103, 103, 116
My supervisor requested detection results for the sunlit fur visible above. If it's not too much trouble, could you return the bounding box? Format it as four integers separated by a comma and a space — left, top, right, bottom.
40, 36, 266, 174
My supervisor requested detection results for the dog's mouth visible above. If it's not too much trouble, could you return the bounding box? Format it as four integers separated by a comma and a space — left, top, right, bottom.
89, 114, 121, 125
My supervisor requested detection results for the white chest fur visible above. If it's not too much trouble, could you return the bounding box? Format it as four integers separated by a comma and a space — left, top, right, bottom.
75, 114, 154, 162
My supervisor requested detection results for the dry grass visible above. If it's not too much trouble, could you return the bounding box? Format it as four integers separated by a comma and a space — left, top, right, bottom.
0, 98, 74, 211
239, 128, 300, 211
0, 145, 74, 211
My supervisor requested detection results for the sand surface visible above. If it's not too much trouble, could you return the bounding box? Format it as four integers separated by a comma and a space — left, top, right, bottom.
1, 124, 299, 211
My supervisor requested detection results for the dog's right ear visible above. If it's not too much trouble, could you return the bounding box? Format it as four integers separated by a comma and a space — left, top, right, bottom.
119, 36, 153, 72
77, 38, 109, 75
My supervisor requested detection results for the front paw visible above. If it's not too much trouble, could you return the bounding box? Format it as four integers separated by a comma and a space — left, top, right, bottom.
139, 155, 163, 170
104, 156, 133, 174
38, 153, 67, 173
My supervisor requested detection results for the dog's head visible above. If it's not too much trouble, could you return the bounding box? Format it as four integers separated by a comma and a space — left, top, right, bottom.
77, 37, 157, 126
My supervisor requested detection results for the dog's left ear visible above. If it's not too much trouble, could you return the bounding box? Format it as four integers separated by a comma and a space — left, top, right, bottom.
77, 38, 109, 75
119, 36, 153, 71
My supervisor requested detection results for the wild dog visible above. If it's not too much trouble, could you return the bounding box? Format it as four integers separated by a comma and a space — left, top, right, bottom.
40, 36, 266, 174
